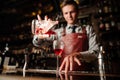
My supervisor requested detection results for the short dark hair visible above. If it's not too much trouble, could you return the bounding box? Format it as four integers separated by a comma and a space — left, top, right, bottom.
61, 0, 79, 12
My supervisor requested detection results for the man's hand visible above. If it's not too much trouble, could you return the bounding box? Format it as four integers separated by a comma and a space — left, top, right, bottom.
37, 15, 58, 33
59, 52, 81, 73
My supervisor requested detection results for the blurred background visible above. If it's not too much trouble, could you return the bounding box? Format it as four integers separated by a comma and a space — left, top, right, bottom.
0, 0, 120, 79
0, 0, 95, 48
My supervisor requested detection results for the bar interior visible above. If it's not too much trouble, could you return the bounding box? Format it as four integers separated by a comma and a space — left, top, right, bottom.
0, 0, 120, 80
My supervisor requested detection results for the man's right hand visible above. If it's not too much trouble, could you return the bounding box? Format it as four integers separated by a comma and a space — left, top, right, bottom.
37, 15, 59, 34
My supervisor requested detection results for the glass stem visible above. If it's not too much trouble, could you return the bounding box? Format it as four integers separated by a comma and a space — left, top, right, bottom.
56, 56, 59, 77
57, 56, 59, 70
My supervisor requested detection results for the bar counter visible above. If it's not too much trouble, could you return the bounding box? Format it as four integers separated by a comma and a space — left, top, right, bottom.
15, 69, 120, 80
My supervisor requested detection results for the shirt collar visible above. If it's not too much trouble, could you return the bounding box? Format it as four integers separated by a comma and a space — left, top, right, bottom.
67, 23, 80, 26
66, 23, 80, 29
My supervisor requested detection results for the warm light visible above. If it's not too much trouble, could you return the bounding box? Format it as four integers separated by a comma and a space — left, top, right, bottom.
44, 5, 53, 12
38, 10, 42, 15
38, 3, 42, 7
32, 12, 36, 16
49, 6, 53, 12
74, 0, 80, 4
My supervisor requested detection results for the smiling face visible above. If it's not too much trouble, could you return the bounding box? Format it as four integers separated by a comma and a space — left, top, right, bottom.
62, 5, 78, 25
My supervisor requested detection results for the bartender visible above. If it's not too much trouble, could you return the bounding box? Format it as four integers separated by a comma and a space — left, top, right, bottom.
32, 0, 99, 73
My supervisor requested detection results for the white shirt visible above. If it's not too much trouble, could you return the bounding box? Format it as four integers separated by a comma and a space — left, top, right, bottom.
33, 24, 99, 62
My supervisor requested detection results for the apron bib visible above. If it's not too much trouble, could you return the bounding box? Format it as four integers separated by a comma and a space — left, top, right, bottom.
60, 27, 93, 71
61, 27, 88, 58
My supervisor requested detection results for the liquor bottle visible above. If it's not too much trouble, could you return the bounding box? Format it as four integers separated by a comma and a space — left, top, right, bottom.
103, 0, 109, 13
0, 43, 9, 73
109, 14, 117, 30
104, 17, 111, 31
99, 17, 105, 32
107, 0, 112, 13
97, 1, 103, 18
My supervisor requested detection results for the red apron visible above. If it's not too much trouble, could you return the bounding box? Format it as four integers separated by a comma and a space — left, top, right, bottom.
61, 27, 92, 71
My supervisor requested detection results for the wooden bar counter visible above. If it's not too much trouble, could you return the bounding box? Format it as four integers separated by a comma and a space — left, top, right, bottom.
1, 69, 119, 80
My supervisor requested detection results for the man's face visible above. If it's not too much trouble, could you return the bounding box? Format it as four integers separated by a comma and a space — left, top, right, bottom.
62, 5, 78, 25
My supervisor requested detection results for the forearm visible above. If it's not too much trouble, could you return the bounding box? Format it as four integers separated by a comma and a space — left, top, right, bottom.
79, 25, 99, 62
80, 49, 99, 62
32, 34, 56, 47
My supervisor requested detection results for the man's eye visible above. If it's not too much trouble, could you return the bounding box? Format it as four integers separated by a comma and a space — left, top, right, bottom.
64, 12, 68, 15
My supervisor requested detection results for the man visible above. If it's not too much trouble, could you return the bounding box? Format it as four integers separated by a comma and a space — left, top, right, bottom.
32, 0, 99, 73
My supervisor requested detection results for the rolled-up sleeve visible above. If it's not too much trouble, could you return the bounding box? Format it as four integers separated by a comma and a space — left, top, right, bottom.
32, 35, 42, 47
32, 27, 63, 47
80, 25, 99, 62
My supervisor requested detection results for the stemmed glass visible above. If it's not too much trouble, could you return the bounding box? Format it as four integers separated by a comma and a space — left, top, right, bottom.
53, 39, 64, 77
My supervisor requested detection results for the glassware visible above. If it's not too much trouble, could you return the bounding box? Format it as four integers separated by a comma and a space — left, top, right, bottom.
53, 39, 64, 77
